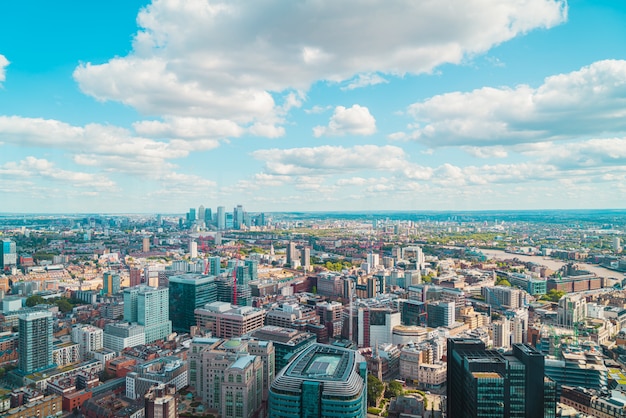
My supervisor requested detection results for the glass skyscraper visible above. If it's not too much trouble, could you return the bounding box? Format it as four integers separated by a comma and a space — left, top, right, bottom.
447, 338, 557, 418
169, 274, 217, 332
124, 286, 172, 343
0, 238, 16, 271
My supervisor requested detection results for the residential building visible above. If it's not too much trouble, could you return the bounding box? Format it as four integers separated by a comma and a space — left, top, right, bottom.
194, 301, 265, 338
71, 325, 104, 359
103, 323, 145, 352
102, 272, 121, 296
18, 311, 55, 374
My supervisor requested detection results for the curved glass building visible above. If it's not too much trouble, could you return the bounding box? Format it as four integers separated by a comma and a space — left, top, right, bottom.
268, 343, 367, 418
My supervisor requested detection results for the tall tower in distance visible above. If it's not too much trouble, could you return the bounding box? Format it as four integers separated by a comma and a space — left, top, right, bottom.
18, 311, 55, 374
103, 271, 121, 296
217, 206, 226, 230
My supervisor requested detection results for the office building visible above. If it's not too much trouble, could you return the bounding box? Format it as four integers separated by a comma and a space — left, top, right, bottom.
71, 325, 104, 359
286, 242, 298, 268
217, 206, 226, 230
145, 383, 177, 418
168, 274, 217, 332
0, 239, 17, 271
142, 237, 150, 253
189, 337, 271, 417
251, 325, 317, 373
208, 256, 221, 276
233, 204, 244, 230
427, 301, 455, 328
301, 247, 311, 272
18, 311, 55, 374
268, 343, 368, 418
195, 302, 265, 338
189, 240, 198, 258
124, 286, 172, 344
103, 323, 145, 351
204, 207, 212, 225
126, 357, 188, 400
447, 338, 557, 418
102, 271, 121, 296
357, 307, 401, 348
557, 293, 587, 328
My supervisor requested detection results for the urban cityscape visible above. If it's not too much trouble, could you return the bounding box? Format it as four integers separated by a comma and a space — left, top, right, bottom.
2, 0, 626, 417
0, 207, 625, 417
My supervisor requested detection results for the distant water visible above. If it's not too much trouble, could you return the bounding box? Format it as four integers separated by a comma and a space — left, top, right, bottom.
479, 249, 623, 279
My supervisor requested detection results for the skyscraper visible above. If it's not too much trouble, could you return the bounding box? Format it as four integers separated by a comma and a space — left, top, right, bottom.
189, 240, 198, 258
208, 256, 221, 276
168, 274, 217, 332
124, 286, 172, 344
217, 206, 226, 230
0, 238, 17, 272
233, 204, 244, 230
18, 311, 55, 374
204, 207, 213, 226
447, 338, 556, 418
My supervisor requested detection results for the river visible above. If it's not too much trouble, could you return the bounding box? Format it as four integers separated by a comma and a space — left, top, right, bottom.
477, 249, 623, 279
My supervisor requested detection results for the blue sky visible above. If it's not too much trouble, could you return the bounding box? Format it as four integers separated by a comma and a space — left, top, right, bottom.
1, 0, 625, 214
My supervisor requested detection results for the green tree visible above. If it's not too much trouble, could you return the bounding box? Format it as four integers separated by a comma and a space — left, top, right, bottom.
25, 295, 46, 307
496, 279, 511, 287
541, 289, 565, 302
54, 298, 74, 313
385, 380, 404, 398
367, 374, 384, 407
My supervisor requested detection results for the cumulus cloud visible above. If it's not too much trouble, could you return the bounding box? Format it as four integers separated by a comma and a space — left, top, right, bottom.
341, 73, 388, 90
0, 157, 116, 190
252, 144, 432, 179
400, 60, 626, 147
0, 116, 219, 175
313, 105, 376, 137
73, 0, 566, 135
0, 54, 8, 85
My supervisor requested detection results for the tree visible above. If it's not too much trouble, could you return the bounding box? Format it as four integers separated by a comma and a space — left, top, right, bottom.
54, 298, 74, 313
367, 374, 384, 406
25, 295, 46, 307
541, 289, 565, 303
496, 279, 511, 287
385, 380, 404, 399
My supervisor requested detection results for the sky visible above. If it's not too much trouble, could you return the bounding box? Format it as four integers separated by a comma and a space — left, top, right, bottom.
1, 0, 626, 214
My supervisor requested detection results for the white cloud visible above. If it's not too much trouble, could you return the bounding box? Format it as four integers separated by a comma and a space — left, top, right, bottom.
403, 60, 626, 146
253, 144, 418, 176
0, 116, 214, 175
73, 0, 566, 135
0, 157, 116, 190
313, 105, 376, 137
0, 54, 8, 85
341, 73, 388, 90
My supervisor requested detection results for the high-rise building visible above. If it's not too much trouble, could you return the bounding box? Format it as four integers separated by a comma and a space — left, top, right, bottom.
142, 237, 150, 253
208, 256, 221, 276
145, 383, 177, 418
103, 271, 121, 296
124, 286, 172, 344
426, 301, 455, 328
71, 325, 104, 359
204, 207, 212, 225
286, 242, 298, 267
251, 325, 316, 373
169, 274, 218, 332
447, 338, 556, 418
493, 318, 511, 349
301, 247, 311, 272
217, 206, 226, 230
198, 205, 205, 221
0, 238, 17, 272
103, 323, 146, 351
233, 204, 244, 230
189, 337, 271, 417
357, 307, 401, 348
189, 240, 198, 258
269, 343, 368, 418
130, 267, 143, 287
187, 208, 196, 224
18, 311, 55, 374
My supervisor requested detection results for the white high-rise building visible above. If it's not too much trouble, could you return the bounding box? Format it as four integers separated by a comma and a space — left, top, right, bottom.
367, 253, 380, 268
614, 237, 622, 253
124, 286, 172, 344
492, 318, 511, 349
558, 294, 587, 328
189, 241, 198, 258
71, 325, 104, 359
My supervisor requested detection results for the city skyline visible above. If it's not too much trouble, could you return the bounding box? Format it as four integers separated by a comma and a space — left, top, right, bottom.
1, 0, 626, 213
